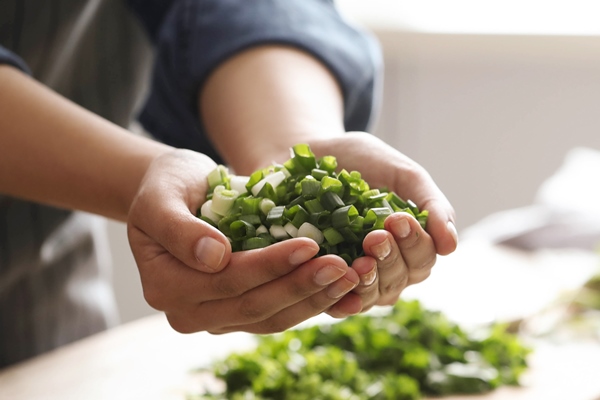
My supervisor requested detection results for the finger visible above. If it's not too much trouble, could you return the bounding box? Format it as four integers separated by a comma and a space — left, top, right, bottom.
213, 269, 361, 334
422, 198, 458, 256
205, 238, 321, 299
132, 228, 322, 304
345, 256, 379, 312
169, 255, 357, 333
326, 292, 363, 318
362, 228, 409, 306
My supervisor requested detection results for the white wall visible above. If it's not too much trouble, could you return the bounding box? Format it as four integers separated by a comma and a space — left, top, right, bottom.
109, 8, 600, 324
370, 32, 600, 230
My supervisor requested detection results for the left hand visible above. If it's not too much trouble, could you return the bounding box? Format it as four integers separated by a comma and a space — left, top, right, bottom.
304, 132, 458, 317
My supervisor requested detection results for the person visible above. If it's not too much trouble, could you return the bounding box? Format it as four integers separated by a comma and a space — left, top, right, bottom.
0, 0, 457, 367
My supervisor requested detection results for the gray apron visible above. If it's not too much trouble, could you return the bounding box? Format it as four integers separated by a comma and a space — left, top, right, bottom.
0, 0, 152, 368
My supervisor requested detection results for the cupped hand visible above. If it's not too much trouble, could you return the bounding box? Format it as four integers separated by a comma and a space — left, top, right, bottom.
127, 149, 359, 334
306, 132, 458, 316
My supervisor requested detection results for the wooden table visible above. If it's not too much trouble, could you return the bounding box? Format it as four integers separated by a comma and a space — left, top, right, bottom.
3, 240, 600, 399
1, 312, 600, 400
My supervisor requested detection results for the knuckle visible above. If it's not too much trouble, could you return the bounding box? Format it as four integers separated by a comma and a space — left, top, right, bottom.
238, 297, 271, 322
381, 273, 408, 297
211, 275, 244, 297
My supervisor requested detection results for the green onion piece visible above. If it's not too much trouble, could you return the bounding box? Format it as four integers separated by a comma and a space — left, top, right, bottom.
229, 175, 250, 194
338, 227, 360, 243
364, 207, 392, 230
386, 192, 408, 209
332, 205, 358, 229
207, 165, 229, 191
242, 236, 273, 250
318, 155, 337, 174
304, 198, 325, 214
260, 198, 276, 216
320, 176, 343, 194
245, 169, 263, 193
284, 222, 299, 238
320, 191, 345, 211
251, 170, 287, 196
300, 176, 321, 198
322, 227, 344, 246
291, 143, 317, 172
310, 168, 329, 181
269, 224, 289, 240
200, 200, 221, 224
211, 187, 239, 216
308, 210, 331, 230
256, 182, 278, 203
417, 210, 429, 229
217, 214, 240, 237
256, 225, 268, 235
407, 199, 420, 215
284, 204, 309, 229
266, 205, 286, 226
239, 196, 261, 215
297, 222, 324, 244
230, 220, 256, 240
239, 214, 262, 227
349, 215, 365, 233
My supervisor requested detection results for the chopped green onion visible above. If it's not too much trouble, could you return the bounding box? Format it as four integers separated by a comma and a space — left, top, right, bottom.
251, 170, 287, 196
332, 205, 359, 229
200, 200, 221, 224
269, 224, 289, 241
198, 143, 428, 265
320, 191, 345, 211
323, 227, 344, 246
211, 187, 239, 216
297, 222, 324, 244
266, 205, 286, 226
229, 175, 250, 194
230, 220, 256, 240
260, 198, 276, 216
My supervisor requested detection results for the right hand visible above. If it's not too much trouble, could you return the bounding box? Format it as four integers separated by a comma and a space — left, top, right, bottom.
127, 149, 359, 334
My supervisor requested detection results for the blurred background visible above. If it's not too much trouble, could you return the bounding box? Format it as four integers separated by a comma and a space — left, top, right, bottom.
107, 0, 600, 324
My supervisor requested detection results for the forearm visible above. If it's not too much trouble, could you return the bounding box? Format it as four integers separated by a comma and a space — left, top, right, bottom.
0, 65, 171, 221
199, 45, 346, 174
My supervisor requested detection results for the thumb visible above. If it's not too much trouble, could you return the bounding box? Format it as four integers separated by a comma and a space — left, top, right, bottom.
128, 194, 232, 273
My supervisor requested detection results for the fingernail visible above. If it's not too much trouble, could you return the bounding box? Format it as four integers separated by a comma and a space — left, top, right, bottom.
447, 221, 459, 245
195, 237, 225, 271
372, 238, 391, 260
360, 268, 377, 286
289, 246, 316, 266
314, 265, 346, 286
327, 278, 357, 299
391, 218, 411, 238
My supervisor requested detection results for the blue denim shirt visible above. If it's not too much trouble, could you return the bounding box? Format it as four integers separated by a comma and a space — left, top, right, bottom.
1, 0, 382, 164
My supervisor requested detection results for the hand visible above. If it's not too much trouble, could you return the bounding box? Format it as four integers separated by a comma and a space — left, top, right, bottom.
306, 132, 458, 316
127, 149, 359, 334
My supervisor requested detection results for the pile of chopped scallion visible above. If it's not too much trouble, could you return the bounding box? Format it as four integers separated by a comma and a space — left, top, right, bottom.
198, 144, 428, 264
190, 300, 531, 400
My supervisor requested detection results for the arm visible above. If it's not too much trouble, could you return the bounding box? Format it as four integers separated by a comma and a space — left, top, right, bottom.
0, 65, 170, 222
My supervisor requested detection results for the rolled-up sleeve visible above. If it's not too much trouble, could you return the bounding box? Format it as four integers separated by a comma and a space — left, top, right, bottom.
0, 46, 31, 74
130, 0, 382, 164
